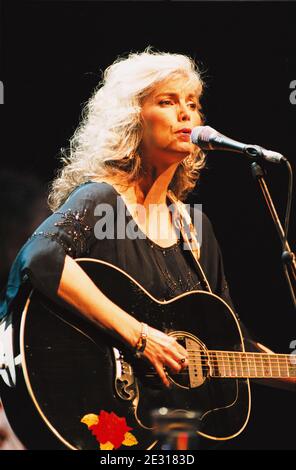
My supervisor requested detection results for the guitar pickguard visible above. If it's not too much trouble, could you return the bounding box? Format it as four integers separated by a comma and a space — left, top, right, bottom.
113, 347, 138, 402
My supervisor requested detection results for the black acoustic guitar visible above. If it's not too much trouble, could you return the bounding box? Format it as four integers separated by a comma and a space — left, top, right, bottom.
0, 259, 295, 450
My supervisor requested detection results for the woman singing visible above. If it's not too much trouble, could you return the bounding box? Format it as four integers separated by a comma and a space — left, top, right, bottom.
0, 49, 294, 450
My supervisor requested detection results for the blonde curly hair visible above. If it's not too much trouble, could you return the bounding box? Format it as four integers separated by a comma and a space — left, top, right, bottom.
48, 48, 206, 211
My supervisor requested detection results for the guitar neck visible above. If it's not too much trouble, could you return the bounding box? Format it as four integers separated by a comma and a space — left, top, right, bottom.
208, 351, 296, 379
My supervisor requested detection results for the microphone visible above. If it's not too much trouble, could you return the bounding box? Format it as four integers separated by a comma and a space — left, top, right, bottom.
190, 125, 286, 164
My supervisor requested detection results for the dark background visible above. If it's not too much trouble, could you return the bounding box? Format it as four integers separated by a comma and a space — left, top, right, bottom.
0, 0, 295, 449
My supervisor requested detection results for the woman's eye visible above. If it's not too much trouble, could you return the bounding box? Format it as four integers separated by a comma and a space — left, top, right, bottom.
159, 100, 198, 110
159, 100, 173, 105
188, 102, 197, 110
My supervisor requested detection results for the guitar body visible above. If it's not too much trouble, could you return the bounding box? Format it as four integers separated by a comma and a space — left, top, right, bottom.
0, 259, 250, 450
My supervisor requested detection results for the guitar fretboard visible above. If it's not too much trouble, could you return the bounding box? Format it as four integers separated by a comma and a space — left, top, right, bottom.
208, 351, 296, 378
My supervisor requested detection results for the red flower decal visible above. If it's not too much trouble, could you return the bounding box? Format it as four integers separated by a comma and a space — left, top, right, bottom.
89, 410, 132, 449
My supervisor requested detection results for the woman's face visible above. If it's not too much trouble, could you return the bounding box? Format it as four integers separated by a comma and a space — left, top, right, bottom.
140, 76, 202, 168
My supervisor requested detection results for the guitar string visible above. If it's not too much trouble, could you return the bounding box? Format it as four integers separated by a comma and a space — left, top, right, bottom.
184, 364, 292, 372
185, 352, 293, 363
183, 360, 292, 370
181, 349, 293, 363
184, 361, 292, 369
144, 370, 292, 377
187, 349, 291, 359
186, 356, 293, 364
188, 353, 296, 366
186, 350, 292, 357
138, 355, 295, 376
188, 350, 291, 355
145, 363, 294, 376
134, 352, 294, 377
184, 359, 294, 371
184, 361, 293, 370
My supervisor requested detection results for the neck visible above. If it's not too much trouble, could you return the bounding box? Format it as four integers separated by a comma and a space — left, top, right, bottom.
207, 350, 296, 379
135, 162, 179, 207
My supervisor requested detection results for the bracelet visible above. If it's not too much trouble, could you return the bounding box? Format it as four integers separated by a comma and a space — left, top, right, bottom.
134, 322, 148, 357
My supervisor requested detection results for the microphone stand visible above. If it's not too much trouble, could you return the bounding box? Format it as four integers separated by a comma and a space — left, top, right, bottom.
250, 160, 296, 310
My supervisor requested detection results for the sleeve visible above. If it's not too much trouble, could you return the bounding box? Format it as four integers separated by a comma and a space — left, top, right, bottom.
0, 182, 101, 319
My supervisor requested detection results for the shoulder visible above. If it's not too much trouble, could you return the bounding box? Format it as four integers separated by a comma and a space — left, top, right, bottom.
59, 181, 118, 212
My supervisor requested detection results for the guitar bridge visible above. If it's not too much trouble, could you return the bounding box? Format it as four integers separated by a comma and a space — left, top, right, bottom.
113, 348, 137, 401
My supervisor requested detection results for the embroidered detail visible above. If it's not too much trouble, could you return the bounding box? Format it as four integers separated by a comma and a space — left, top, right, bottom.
54, 208, 92, 254
30, 209, 92, 256
150, 238, 180, 253
153, 244, 202, 297
30, 231, 74, 255
160, 264, 201, 296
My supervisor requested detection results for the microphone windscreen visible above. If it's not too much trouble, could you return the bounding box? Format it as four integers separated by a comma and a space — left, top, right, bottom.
191, 126, 217, 145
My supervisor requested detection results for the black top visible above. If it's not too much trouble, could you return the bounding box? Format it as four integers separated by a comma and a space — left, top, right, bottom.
0, 181, 235, 320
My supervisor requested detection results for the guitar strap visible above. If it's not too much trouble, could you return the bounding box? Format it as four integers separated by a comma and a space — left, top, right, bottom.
167, 190, 212, 293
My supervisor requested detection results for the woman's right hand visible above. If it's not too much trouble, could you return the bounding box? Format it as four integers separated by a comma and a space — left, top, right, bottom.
139, 325, 189, 388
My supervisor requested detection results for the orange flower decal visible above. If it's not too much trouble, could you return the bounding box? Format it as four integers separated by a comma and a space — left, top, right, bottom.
81, 410, 138, 450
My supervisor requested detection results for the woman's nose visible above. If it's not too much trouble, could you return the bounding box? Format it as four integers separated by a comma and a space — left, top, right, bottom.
178, 103, 190, 121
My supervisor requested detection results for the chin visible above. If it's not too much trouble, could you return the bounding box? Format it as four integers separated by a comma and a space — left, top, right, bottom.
175, 144, 193, 155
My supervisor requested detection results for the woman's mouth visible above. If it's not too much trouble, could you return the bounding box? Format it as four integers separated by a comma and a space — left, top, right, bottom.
176, 129, 191, 141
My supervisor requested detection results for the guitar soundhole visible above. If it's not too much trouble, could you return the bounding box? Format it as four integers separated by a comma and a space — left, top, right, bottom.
168, 332, 209, 389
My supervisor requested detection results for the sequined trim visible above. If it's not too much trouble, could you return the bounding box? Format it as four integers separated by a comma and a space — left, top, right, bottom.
30, 231, 74, 255
160, 264, 202, 296
54, 208, 92, 253
147, 238, 181, 252
30, 209, 92, 256
151, 243, 202, 298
